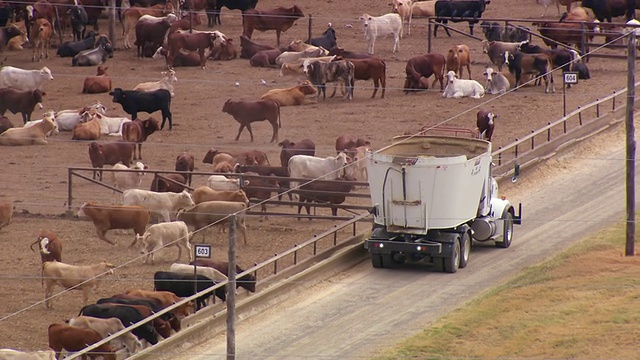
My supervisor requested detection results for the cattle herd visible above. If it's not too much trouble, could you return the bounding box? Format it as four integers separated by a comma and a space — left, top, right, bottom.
0, 0, 637, 356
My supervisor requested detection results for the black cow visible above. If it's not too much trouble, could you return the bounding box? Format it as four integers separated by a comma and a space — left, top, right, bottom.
307, 26, 337, 50
72, 35, 113, 66
96, 297, 163, 312
0, 25, 24, 52
56, 31, 96, 57
153, 271, 226, 311
190, 259, 258, 293
109, 88, 173, 130
581, 0, 633, 22
480, 21, 529, 42
519, 41, 577, 87
78, 303, 159, 345
434, 0, 490, 37
574, 61, 590, 79
209, 0, 259, 27
69, 5, 88, 41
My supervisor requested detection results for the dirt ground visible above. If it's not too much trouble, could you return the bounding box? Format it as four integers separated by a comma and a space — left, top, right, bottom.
0, 0, 634, 351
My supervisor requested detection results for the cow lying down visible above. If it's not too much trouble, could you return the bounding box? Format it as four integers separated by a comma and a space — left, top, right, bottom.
442, 71, 485, 99
0, 112, 58, 145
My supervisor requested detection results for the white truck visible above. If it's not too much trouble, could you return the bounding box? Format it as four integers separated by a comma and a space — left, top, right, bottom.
364, 135, 522, 273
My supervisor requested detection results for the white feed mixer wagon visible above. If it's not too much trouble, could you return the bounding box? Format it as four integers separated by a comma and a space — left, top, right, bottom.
364, 135, 522, 273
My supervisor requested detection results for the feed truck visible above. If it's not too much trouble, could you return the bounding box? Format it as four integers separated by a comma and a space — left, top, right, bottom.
364, 135, 522, 273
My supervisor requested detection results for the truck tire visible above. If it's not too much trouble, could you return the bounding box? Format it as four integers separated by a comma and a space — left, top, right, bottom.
443, 239, 460, 273
496, 211, 514, 248
381, 254, 397, 268
371, 254, 383, 268
459, 232, 471, 269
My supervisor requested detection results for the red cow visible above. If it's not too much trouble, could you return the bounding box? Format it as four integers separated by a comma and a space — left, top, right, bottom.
88, 141, 134, 180
242, 5, 304, 46
82, 65, 112, 94
175, 152, 195, 186
121, 117, 160, 160
278, 138, 316, 167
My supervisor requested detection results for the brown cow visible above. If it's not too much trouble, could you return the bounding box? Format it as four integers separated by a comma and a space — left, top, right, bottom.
202, 148, 270, 166
0, 88, 45, 124
48, 323, 116, 360
121, 117, 160, 160
25, 0, 56, 35
476, 109, 497, 141
150, 173, 187, 193
243, 5, 304, 46
82, 65, 112, 94
0, 201, 13, 231
124, 289, 193, 318
403, 53, 446, 92
222, 99, 281, 143
335, 135, 370, 155
29, 18, 52, 62
30, 230, 62, 263
78, 202, 150, 244
278, 138, 316, 167
71, 118, 101, 141
533, 7, 594, 49
88, 141, 134, 180
249, 49, 282, 67
295, 177, 356, 217
122, 4, 175, 49
0, 24, 25, 53
193, 186, 249, 204
328, 46, 372, 59
166, 31, 223, 69
135, 18, 173, 57
332, 58, 386, 99
446, 44, 471, 79
175, 152, 195, 186
0, 116, 14, 134
210, 38, 237, 60
239, 34, 277, 59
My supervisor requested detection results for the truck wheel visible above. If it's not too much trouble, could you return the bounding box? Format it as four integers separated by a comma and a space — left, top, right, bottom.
459, 232, 471, 269
443, 240, 460, 273
381, 254, 397, 268
371, 254, 383, 268
496, 211, 514, 248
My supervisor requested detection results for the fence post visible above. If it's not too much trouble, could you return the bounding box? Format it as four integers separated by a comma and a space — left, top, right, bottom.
427, 18, 432, 53
67, 168, 72, 211
227, 215, 237, 360
307, 14, 312, 43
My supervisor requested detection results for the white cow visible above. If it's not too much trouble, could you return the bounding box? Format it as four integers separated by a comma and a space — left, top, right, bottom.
133, 70, 178, 97
442, 71, 485, 99
288, 152, 352, 191
42, 261, 116, 308
391, 0, 413, 35
275, 47, 329, 66
23, 110, 59, 136
359, 13, 403, 54
349, 146, 370, 182
0, 66, 53, 91
66, 316, 143, 355
85, 110, 132, 136
279, 55, 337, 77
0, 349, 56, 360
123, 189, 195, 223
169, 263, 226, 282
106, 162, 147, 199
133, 221, 192, 264
206, 175, 249, 191
52, 101, 108, 131
483, 67, 510, 94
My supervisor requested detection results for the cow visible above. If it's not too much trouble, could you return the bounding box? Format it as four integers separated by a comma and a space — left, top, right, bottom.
169, 264, 227, 292
476, 109, 497, 141
193, 186, 249, 205
121, 117, 160, 160
480, 21, 529, 42
0, 116, 13, 134
133, 221, 192, 264
105, 161, 147, 197
78, 303, 159, 345
339, 57, 386, 98
177, 201, 248, 244
7, 30, 28, 50
134, 17, 173, 57
0, 349, 56, 360
48, 324, 116, 360
82, 65, 112, 94
504, 51, 555, 93
222, 99, 281, 143
481, 39, 525, 72
190, 259, 257, 292
0, 88, 45, 124
66, 316, 142, 355
153, 46, 211, 67
235, 164, 290, 201
249, 49, 282, 67
29, 18, 52, 62
78, 202, 150, 244
433, 0, 490, 37
0, 25, 24, 53
296, 177, 356, 217
574, 61, 591, 79
122, 4, 174, 49
0, 66, 52, 91
335, 135, 370, 155
84, 111, 131, 137
88, 141, 134, 180
243, 5, 304, 46
150, 173, 187, 193
582, 0, 633, 22
279, 55, 337, 78
277, 138, 316, 168
0, 111, 56, 145
202, 148, 270, 167
518, 40, 581, 89
359, 13, 402, 54
71, 117, 101, 141
133, 70, 177, 97
166, 31, 223, 69
442, 70, 485, 98
154, 271, 226, 310
110, 88, 173, 130
91, 302, 175, 341
411, 0, 437, 18
56, 31, 96, 57
239, 34, 276, 59
483, 66, 510, 94
260, 80, 318, 106
533, 7, 595, 49
72, 35, 113, 66
30, 230, 62, 264
123, 289, 193, 319
275, 47, 328, 66
446, 44, 472, 79
69, 4, 88, 41
308, 25, 337, 50
403, 53, 446, 92
328, 46, 372, 59
123, 189, 195, 223
0, 201, 12, 231
42, 260, 116, 308
390, 0, 413, 35
288, 152, 352, 192
174, 152, 195, 186
209, 0, 258, 26
306, 59, 355, 100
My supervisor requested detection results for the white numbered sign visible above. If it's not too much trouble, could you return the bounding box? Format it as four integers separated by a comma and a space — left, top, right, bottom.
194, 244, 211, 258
563, 72, 578, 84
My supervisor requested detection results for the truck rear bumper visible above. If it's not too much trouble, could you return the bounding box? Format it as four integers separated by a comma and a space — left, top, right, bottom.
365, 239, 443, 256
